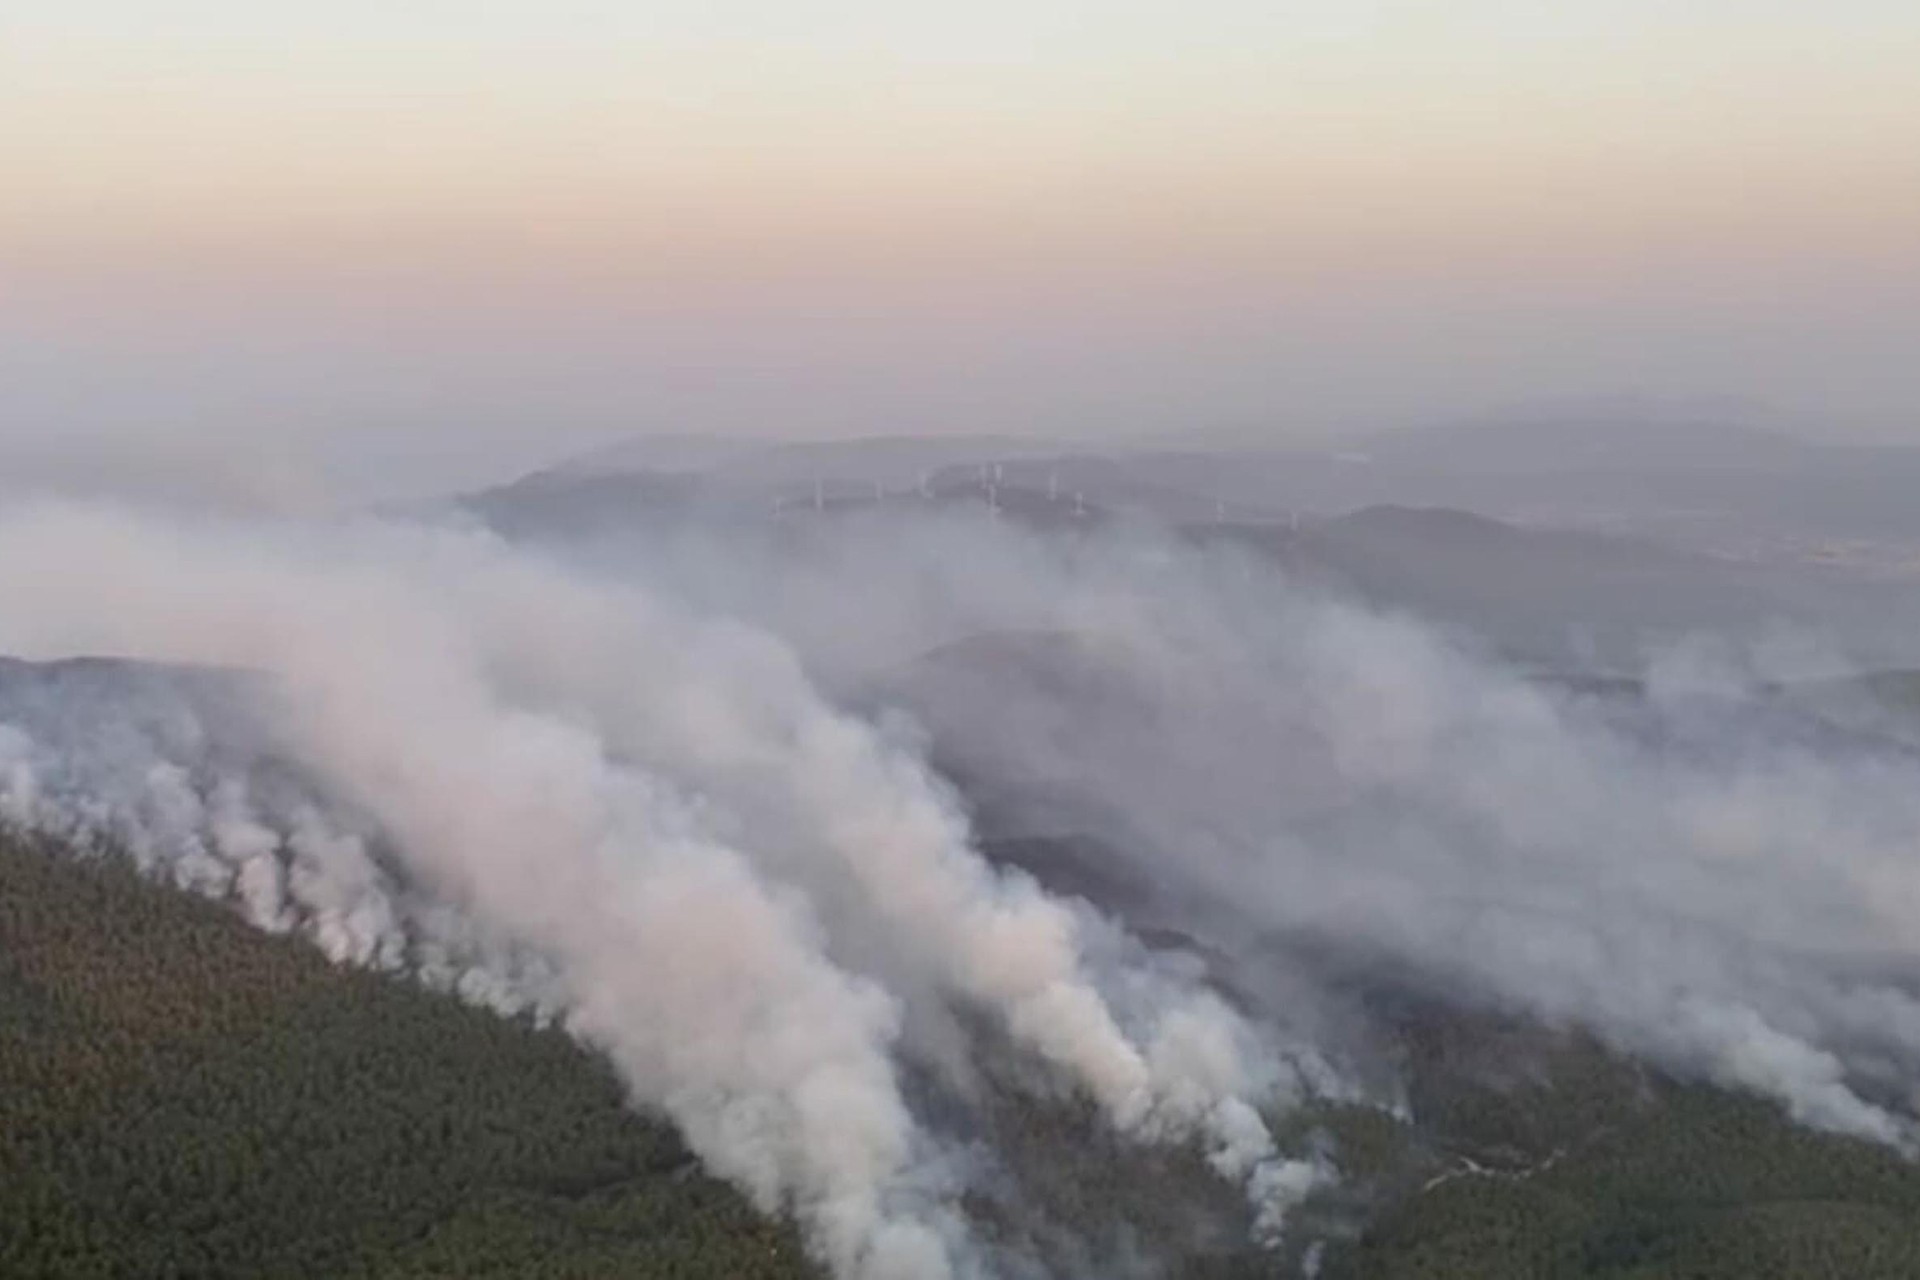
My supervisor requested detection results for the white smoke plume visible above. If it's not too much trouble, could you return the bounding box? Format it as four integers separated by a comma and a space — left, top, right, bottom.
8, 494, 1920, 1274
0, 502, 1323, 1278
553, 507, 1920, 1150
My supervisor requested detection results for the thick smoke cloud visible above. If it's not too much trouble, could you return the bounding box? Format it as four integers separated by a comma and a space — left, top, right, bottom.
0, 503, 1325, 1279
6, 497, 1920, 1275
558, 509, 1920, 1149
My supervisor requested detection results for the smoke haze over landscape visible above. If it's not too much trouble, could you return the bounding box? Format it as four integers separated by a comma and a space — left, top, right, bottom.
5, 483, 1920, 1273
5, 3, 1920, 1275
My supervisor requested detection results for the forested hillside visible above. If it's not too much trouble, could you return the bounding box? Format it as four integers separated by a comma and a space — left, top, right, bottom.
1317, 1012, 1920, 1279
0, 833, 816, 1279
10, 828, 1920, 1278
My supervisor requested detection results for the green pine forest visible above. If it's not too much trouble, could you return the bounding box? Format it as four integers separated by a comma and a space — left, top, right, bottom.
9, 830, 1920, 1278
0, 833, 812, 1279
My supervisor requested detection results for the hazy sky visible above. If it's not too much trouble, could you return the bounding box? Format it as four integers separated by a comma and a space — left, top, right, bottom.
4, 2, 1918, 501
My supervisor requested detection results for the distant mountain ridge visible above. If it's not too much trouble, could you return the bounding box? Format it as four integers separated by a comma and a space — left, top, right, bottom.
1353, 415, 1813, 472
460, 434, 1920, 672
504, 413, 1920, 542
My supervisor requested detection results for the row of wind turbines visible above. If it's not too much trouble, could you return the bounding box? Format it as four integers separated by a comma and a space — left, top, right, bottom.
767, 462, 1304, 530
770, 462, 1089, 520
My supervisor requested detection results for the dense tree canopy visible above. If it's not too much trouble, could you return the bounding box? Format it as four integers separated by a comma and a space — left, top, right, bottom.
9, 830, 1920, 1278
0, 833, 816, 1279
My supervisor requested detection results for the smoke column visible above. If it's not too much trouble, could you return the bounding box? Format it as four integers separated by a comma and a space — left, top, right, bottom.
9, 497, 1920, 1274
0, 502, 1327, 1278
560, 508, 1920, 1149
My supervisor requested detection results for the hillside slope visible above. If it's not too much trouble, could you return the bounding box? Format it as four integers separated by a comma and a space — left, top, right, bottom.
0, 832, 817, 1280
10, 827, 1920, 1278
